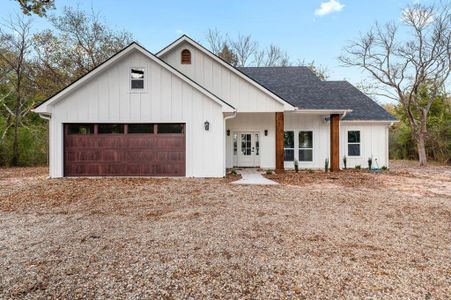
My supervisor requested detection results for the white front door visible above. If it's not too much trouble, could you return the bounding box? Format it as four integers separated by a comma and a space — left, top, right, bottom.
236, 132, 260, 167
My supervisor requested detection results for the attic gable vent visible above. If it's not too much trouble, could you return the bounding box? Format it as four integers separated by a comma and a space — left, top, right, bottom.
181, 49, 191, 64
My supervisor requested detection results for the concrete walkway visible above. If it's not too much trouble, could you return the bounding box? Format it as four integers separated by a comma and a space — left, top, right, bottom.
231, 168, 278, 185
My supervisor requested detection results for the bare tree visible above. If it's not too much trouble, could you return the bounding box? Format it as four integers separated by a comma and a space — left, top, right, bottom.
33, 6, 133, 96
264, 44, 290, 66
15, 0, 55, 17
205, 28, 228, 55
217, 44, 238, 66
48, 6, 133, 73
230, 34, 257, 67
340, 3, 451, 166
0, 15, 34, 165
297, 58, 329, 80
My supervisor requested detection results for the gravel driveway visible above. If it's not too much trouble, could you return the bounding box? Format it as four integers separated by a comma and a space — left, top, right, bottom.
0, 162, 450, 299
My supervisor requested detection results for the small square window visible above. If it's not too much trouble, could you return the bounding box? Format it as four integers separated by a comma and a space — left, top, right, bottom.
131, 68, 144, 90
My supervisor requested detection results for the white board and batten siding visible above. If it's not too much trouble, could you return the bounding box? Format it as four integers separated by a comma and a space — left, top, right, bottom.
284, 113, 390, 170
160, 41, 286, 113
47, 50, 225, 178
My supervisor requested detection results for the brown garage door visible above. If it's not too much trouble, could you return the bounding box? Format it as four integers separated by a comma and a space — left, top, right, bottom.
64, 123, 185, 176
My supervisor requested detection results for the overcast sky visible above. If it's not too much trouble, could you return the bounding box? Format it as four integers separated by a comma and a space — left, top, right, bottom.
2, 0, 431, 103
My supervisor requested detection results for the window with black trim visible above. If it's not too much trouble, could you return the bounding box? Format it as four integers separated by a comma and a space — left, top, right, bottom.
128, 124, 154, 134
284, 131, 294, 161
131, 68, 144, 89
158, 124, 184, 134
98, 124, 124, 134
299, 131, 313, 162
68, 124, 94, 134
181, 49, 191, 64
348, 130, 361, 156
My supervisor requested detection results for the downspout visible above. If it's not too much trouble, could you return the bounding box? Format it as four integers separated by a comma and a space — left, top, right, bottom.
223, 111, 237, 177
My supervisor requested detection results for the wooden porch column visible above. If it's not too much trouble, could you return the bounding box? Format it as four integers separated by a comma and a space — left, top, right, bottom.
275, 112, 284, 172
330, 114, 340, 172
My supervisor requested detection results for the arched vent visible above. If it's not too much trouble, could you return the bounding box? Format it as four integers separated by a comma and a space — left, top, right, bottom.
181, 49, 191, 64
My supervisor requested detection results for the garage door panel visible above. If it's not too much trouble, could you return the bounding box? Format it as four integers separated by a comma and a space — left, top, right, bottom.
66, 150, 99, 162
97, 136, 125, 148
65, 136, 97, 148
64, 123, 185, 176
100, 149, 124, 162
126, 136, 155, 148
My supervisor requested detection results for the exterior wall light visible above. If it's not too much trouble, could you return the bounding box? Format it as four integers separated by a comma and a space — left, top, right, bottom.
264, 129, 268, 136
204, 121, 210, 131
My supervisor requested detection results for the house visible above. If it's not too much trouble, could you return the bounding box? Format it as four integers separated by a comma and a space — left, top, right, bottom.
33, 35, 396, 177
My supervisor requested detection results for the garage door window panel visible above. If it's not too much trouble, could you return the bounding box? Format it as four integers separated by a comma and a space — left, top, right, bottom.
67, 124, 94, 135
128, 124, 154, 134
98, 124, 124, 134
157, 124, 184, 134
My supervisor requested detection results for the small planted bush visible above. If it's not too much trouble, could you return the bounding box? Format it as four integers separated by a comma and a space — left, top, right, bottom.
325, 158, 329, 172
343, 156, 347, 169
307, 168, 314, 174
381, 166, 388, 171
266, 169, 273, 175
294, 160, 299, 173
368, 157, 373, 171
355, 165, 361, 170
231, 168, 238, 176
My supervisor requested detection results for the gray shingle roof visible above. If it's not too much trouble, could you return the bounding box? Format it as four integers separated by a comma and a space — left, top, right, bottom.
238, 66, 396, 121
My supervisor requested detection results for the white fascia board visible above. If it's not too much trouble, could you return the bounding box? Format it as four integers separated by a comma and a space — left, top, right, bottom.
289, 109, 353, 115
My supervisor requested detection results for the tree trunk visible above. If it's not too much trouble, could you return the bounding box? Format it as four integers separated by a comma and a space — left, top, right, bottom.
11, 94, 20, 166
417, 133, 427, 167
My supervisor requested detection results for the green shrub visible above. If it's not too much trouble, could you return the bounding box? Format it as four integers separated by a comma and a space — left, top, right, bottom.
368, 157, 373, 170
381, 166, 388, 171
324, 158, 329, 172
230, 169, 237, 176
266, 169, 273, 175
355, 165, 361, 170
343, 156, 347, 169
294, 160, 299, 173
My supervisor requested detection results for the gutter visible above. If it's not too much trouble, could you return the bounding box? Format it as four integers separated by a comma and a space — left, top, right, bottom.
38, 113, 51, 121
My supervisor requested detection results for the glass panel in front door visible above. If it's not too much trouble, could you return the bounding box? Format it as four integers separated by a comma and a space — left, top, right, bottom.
241, 134, 252, 156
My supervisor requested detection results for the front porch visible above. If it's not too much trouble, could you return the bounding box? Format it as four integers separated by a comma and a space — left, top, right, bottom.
225, 111, 344, 171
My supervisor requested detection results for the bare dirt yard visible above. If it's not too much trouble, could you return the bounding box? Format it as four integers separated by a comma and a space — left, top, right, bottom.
0, 161, 450, 299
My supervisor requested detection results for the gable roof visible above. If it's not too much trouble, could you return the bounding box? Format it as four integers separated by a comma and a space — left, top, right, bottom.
156, 35, 296, 110
238, 67, 396, 121
33, 42, 235, 113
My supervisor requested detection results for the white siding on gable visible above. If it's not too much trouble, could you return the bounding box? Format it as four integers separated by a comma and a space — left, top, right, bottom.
160, 42, 286, 112
48, 50, 225, 178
